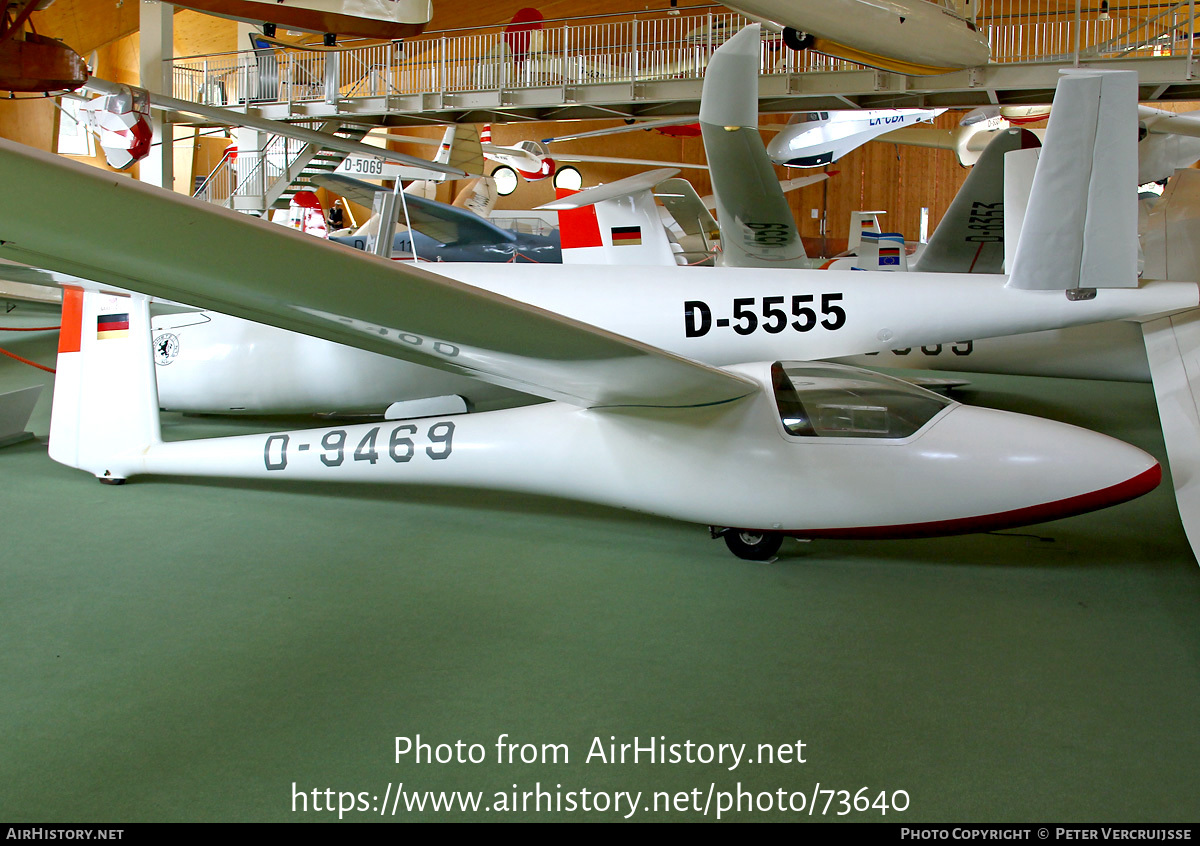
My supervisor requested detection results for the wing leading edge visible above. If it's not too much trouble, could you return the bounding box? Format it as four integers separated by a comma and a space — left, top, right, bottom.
0, 138, 755, 410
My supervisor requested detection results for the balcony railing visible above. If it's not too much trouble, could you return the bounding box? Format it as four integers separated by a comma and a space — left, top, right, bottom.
167, 2, 1200, 110
193, 130, 310, 209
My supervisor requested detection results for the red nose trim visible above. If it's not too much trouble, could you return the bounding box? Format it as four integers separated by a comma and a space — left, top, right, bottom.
788, 464, 1161, 540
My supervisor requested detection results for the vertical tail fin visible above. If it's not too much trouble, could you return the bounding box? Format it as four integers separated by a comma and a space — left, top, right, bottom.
1008, 69, 1138, 290
1003, 146, 1040, 273
848, 211, 885, 252
447, 124, 486, 177
855, 231, 908, 272
452, 176, 498, 219
432, 125, 456, 166
915, 127, 1040, 274
700, 24, 807, 268
539, 169, 678, 266
49, 287, 160, 481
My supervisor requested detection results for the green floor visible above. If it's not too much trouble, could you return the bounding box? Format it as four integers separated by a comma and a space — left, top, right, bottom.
0, 322, 1197, 822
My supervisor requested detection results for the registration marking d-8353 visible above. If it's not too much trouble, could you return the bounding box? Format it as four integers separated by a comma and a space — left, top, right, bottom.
684, 294, 846, 339
263, 421, 456, 471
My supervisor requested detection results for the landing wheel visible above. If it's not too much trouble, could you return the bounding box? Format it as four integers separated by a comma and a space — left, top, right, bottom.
97, 476, 126, 486
782, 27, 814, 51
723, 529, 783, 560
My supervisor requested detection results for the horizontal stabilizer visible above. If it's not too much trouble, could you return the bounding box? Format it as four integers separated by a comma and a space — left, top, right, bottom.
536, 168, 679, 211
1008, 70, 1138, 290
655, 177, 720, 244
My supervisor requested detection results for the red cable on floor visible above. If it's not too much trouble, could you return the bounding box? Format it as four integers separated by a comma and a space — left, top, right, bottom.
0, 346, 54, 373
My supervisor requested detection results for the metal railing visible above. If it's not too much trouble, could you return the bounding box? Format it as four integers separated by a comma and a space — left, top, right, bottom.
983, 0, 1198, 63
167, 8, 862, 108
167, 2, 1199, 110
193, 131, 310, 208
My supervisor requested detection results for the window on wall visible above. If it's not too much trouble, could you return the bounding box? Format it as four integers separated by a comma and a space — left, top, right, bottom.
553, 166, 582, 191
492, 165, 518, 196
56, 97, 94, 157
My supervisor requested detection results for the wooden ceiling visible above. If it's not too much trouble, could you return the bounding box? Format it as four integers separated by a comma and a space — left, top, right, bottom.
27, 0, 715, 58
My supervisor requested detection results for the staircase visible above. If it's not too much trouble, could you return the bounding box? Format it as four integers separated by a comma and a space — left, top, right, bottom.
193, 120, 377, 215
268, 122, 375, 213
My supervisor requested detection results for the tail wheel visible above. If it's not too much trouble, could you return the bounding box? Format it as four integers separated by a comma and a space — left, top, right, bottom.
782, 28, 814, 51
724, 530, 783, 560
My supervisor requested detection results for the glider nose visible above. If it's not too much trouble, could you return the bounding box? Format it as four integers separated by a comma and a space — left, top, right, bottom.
928, 406, 1160, 530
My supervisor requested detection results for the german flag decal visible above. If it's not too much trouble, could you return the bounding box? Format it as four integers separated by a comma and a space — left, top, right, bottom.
97, 312, 130, 340
879, 247, 900, 266
611, 225, 642, 247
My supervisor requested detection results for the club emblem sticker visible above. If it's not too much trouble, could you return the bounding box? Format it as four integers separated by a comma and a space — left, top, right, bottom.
154, 332, 179, 366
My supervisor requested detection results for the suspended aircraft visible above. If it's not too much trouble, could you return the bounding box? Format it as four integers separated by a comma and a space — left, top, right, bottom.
0, 0, 88, 93
885, 102, 1200, 182
540, 108, 945, 173
80, 77, 466, 181
1135, 106, 1200, 185
0, 35, 1192, 558
766, 109, 946, 168
76, 85, 153, 171
161, 0, 432, 42
350, 123, 716, 194
724, 0, 991, 75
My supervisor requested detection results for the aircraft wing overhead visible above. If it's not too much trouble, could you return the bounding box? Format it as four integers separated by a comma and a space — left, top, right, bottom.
879, 125, 958, 150
537, 168, 680, 211
1139, 106, 1200, 139
0, 138, 755, 410
311, 172, 516, 247
0, 259, 80, 291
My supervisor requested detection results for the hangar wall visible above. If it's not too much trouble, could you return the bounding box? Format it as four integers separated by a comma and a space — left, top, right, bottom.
14, 2, 1200, 249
